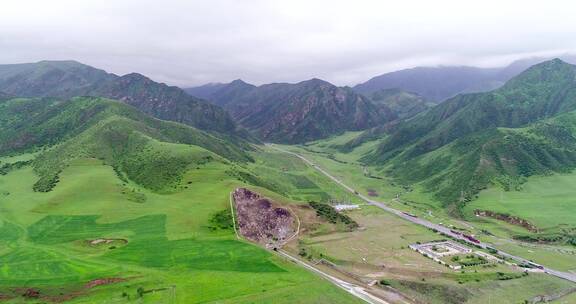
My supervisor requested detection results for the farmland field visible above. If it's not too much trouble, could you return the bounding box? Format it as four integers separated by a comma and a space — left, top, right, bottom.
2, 132, 576, 303
0, 155, 363, 303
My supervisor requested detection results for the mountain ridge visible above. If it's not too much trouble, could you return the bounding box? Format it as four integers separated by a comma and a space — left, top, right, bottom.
0, 60, 241, 135
357, 59, 576, 209
353, 55, 576, 102
188, 78, 396, 143
0, 96, 252, 192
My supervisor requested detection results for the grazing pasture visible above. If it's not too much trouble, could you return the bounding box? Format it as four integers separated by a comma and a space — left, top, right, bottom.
0, 155, 362, 303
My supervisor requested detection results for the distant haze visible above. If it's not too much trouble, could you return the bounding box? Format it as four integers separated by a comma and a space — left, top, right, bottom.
1, 0, 575, 86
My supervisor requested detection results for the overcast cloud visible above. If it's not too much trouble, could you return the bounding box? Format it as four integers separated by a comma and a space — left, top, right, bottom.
1, 0, 575, 86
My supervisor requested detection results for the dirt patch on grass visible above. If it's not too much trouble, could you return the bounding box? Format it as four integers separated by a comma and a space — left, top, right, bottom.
84, 278, 126, 289
474, 209, 539, 232
367, 189, 378, 197
233, 188, 297, 248
9, 277, 127, 303
86, 238, 128, 247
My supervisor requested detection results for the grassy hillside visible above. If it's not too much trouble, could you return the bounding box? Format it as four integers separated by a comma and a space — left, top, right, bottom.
0, 60, 241, 135
0, 93, 368, 303
368, 88, 432, 119
0, 156, 362, 303
0, 60, 110, 97
465, 170, 576, 246
356, 59, 576, 209
0, 96, 252, 193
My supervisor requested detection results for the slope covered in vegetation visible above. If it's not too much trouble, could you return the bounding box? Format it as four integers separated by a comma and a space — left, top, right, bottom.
356, 59, 576, 209
0, 60, 240, 134
193, 78, 395, 143
0, 96, 252, 192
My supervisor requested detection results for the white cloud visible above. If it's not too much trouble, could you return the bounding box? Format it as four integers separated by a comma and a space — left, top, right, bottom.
0, 0, 575, 86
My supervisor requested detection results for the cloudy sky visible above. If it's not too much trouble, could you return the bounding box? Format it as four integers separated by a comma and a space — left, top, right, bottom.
1, 0, 575, 86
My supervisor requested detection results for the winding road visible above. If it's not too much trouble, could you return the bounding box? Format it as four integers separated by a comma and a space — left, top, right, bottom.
267, 144, 576, 284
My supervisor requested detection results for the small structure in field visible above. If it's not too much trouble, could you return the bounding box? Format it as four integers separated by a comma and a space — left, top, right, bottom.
410, 241, 473, 270
333, 204, 360, 212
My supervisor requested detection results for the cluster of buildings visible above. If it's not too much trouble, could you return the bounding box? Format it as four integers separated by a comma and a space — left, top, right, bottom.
409, 241, 472, 270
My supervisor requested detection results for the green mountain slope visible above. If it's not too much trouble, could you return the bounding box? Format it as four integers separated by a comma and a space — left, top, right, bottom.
0, 60, 110, 97
361, 59, 576, 209
0, 60, 239, 134
84, 73, 239, 133
195, 78, 396, 143
353, 56, 576, 102
0, 96, 252, 192
369, 88, 432, 119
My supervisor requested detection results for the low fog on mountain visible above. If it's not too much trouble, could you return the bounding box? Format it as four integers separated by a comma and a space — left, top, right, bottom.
1, 0, 575, 86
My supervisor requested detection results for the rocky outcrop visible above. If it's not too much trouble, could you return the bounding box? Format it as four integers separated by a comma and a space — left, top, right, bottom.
193, 78, 396, 143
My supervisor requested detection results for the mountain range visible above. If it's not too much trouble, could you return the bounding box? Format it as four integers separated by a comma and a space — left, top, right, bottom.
187, 78, 396, 143
0, 60, 238, 135
2, 56, 576, 299
348, 59, 576, 212
353, 55, 576, 102
4, 58, 576, 210
0, 95, 253, 193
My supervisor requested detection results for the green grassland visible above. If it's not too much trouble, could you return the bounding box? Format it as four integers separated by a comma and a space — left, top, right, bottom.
246, 145, 365, 204
277, 132, 576, 302
279, 134, 403, 203
280, 135, 457, 224
2, 91, 575, 303
0, 154, 362, 303
466, 172, 576, 230
300, 131, 576, 246
290, 205, 575, 304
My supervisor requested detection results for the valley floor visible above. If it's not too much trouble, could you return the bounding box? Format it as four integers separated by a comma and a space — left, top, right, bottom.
0, 156, 363, 303
1, 132, 575, 303
270, 132, 576, 303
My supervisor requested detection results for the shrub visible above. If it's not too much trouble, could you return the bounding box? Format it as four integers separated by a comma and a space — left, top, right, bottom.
308, 201, 358, 230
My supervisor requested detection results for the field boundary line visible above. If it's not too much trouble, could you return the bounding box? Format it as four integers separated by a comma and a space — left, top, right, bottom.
283, 206, 301, 245
229, 191, 239, 239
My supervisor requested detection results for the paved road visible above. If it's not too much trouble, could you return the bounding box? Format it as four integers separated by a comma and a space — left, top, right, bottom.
267, 144, 576, 284
276, 250, 390, 304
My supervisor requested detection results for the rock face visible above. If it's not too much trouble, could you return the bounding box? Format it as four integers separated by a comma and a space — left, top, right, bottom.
233, 188, 296, 247
190, 78, 395, 143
